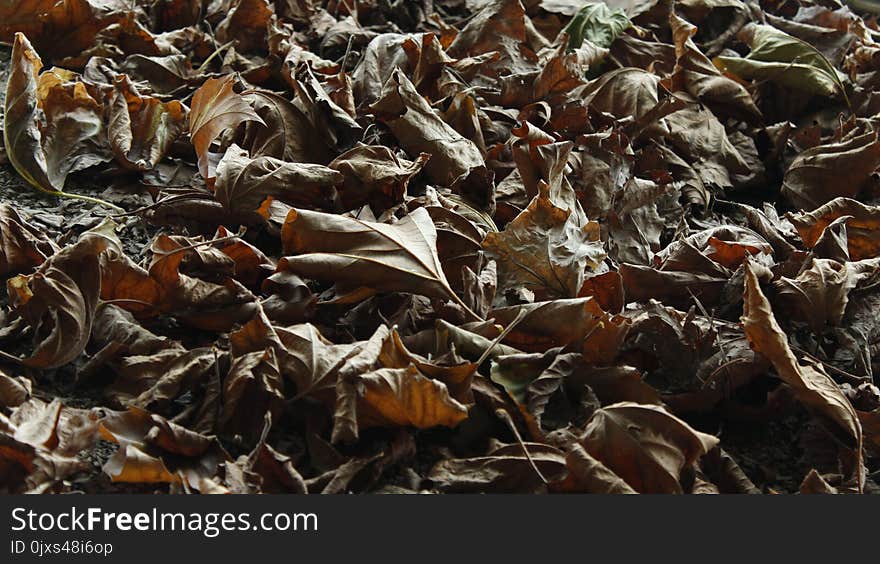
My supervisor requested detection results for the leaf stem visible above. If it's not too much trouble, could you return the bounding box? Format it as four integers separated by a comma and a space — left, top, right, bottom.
449, 291, 483, 323
48, 190, 126, 214
495, 408, 549, 485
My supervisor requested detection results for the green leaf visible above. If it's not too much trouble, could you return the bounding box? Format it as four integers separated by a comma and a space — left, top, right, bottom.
714, 24, 846, 99
564, 3, 631, 50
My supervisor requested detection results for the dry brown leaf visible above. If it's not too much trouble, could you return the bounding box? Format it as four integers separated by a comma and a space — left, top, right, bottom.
742, 260, 863, 489
279, 207, 478, 317
371, 69, 494, 211
483, 181, 606, 299
189, 75, 265, 180
669, 13, 761, 122
0, 204, 58, 276
579, 402, 719, 493
552, 443, 638, 494
6, 231, 107, 368
4, 33, 111, 196
773, 258, 857, 334
329, 145, 430, 212
782, 122, 880, 210
147, 233, 257, 331
99, 407, 229, 491
214, 144, 343, 214
341, 365, 469, 433
221, 347, 285, 445
427, 442, 567, 493
234, 90, 327, 163
788, 197, 880, 260
107, 74, 186, 171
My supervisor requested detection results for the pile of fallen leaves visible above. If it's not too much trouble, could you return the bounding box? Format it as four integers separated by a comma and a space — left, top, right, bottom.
3, 0, 880, 494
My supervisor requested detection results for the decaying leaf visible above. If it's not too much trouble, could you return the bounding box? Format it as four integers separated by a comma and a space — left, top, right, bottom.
107, 75, 186, 171
5, 230, 107, 368
742, 260, 863, 489
1, 398, 99, 492
4, 33, 113, 204
483, 181, 605, 299
579, 402, 719, 493
329, 145, 430, 212
341, 365, 469, 432
279, 207, 477, 317
99, 407, 229, 492
428, 442, 567, 493
781, 123, 880, 210
371, 69, 494, 211
669, 13, 761, 122
716, 23, 846, 98
189, 75, 265, 180
788, 198, 880, 260
0, 204, 58, 275
214, 144, 343, 214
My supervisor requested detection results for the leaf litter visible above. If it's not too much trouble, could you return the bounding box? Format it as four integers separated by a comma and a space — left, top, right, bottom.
2, 0, 880, 494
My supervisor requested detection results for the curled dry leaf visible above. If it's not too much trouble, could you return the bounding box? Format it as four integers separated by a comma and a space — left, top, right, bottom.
427, 442, 568, 493
99, 407, 229, 491
669, 13, 761, 122
788, 198, 880, 260
579, 402, 719, 493
773, 258, 857, 334
234, 90, 326, 163
329, 145, 430, 212
5, 231, 107, 368
0, 0, 129, 59
483, 181, 606, 299
371, 69, 494, 211
107, 74, 186, 171
491, 298, 629, 360
582, 67, 667, 136
0, 370, 32, 409
290, 63, 362, 152
0, 204, 58, 276
221, 347, 284, 445
340, 365, 469, 434
742, 260, 863, 489
781, 122, 880, 210
552, 443, 637, 494
4, 33, 112, 202
279, 207, 477, 317
1, 398, 99, 492
147, 233, 258, 331
214, 144, 343, 214
189, 74, 265, 180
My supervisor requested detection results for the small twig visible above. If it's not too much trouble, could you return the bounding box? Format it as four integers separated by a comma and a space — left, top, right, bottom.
495, 408, 549, 485
340, 35, 355, 69
213, 347, 223, 430
0, 349, 23, 365
476, 307, 528, 366
111, 193, 209, 218
97, 298, 162, 312
688, 288, 727, 385
150, 228, 247, 266
195, 40, 236, 74
702, 7, 751, 58
791, 345, 870, 385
